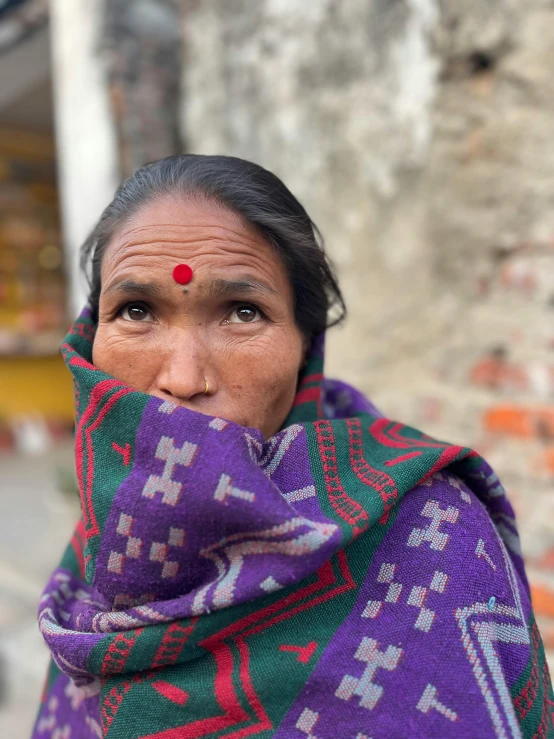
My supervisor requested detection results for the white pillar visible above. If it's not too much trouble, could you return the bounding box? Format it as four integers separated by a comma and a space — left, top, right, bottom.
49, 0, 119, 317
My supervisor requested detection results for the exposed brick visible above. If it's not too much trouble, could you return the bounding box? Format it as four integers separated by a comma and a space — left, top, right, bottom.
483, 405, 554, 440
531, 584, 554, 619
469, 351, 528, 392
498, 261, 538, 295
535, 448, 554, 476
471, 353, 554, 396
538, 548, 554, 571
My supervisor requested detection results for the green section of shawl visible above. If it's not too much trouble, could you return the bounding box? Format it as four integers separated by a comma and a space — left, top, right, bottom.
79, 389, 149, 583
281, 348, 324, 426
94, 533, 395, 737
304, 415, 471, 538
89, 502, 399, 736
59, 524, 84, 576
62, 325, 149, 583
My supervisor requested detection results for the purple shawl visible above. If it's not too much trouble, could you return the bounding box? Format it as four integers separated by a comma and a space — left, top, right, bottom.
32, 309, 553, 738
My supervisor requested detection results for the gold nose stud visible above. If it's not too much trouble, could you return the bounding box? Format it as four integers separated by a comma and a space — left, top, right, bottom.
204, 379, 209, 395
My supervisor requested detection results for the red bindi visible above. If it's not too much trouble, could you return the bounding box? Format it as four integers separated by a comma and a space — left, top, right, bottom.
173, 264, 193, 285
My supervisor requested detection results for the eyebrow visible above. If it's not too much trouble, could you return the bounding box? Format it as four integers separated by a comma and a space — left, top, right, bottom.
201, 277, 279, 299
102, 277, 279, 300
103, 280, 165, 299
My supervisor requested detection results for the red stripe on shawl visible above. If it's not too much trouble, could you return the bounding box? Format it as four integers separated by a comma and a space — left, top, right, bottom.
418, 444, 471, 485
70, 522, 86, 578
203, 554, 354, 645
75, 379, 128, 537
151, 619, 198, 668
299, 372, 324, 387
513, 620, 553, 731
293, 385, 321, 407
69, 356, 98, 370
83, 388, 132, 538
239, 551, 356, 640
346, 418, 398, 517
204, 560, 336, 644
233, 638, 273, 737
101, 629, 144, 676
144, 555, 355, 739
314, 420, 369, 535
385, 451, 423, 466
144, 643, 249, 738
387, 423, 450, 448
370, 418, 450, 449
75, 379, 122, 531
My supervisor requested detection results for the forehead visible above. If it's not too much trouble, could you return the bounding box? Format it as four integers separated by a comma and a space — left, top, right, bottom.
101, 196, 287, 286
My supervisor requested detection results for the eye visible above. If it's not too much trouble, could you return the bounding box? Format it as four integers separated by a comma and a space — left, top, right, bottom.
226, 304, 262, 324
119, 302, 154, 322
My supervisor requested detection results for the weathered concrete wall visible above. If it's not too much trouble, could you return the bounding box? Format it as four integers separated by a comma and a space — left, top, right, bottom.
181, 0, 554, 650
103, 0, 183, 177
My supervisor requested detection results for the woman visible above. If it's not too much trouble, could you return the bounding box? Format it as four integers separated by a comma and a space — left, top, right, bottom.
33, 155, 552, 739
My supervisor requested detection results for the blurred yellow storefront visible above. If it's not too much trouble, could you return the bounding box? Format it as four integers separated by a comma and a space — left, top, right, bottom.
0, 127, 73, 427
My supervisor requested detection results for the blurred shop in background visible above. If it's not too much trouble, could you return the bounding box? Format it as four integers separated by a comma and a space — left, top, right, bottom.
0, 0, 183, 453
0, 0, 72, 452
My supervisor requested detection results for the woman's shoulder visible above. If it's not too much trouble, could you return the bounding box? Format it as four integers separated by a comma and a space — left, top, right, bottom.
356, 470, 550, 737
391, 469, 526, 588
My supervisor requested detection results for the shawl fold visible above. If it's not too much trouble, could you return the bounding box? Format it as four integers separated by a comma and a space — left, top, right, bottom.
33, 309, 553, 739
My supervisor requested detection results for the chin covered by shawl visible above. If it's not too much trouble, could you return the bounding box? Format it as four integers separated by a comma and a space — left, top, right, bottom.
33, 309, 553, 739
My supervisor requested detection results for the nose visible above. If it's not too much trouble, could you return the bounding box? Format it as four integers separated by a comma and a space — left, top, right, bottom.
154, 327, 209, 404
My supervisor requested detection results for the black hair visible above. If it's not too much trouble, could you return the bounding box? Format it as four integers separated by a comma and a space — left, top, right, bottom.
81, 154, 346, 341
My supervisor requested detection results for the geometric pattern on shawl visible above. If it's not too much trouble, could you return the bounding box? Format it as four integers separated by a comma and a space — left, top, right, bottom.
33, 309, 554, 738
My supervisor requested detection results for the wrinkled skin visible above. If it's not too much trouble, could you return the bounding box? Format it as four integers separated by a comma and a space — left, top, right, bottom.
92, 196, 305, 439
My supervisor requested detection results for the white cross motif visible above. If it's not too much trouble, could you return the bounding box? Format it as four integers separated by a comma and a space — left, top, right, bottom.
214, 473, 255, 504
107, 551, 125, 575
142, 436, 197, 506
416, 683, 458, 722
407, 570, 449, 632
209, 417, 229, 431
260, 575, 282, 593
336, 637, 402, 710
362, 563, 449, 632
109, 512, 142, 575
283, 485, 317, 504
149, 527, 186, 578
362, 562, 402, 619
407, 500, 459, 551
296, 708, 320, 739
158, 401, 177, 414
52, 726, 72, 739
475, 538, 497, 571
37, 697, 72, 738
37, 696, 58, 733
64, 678, 87, 710
447, 475, 472, 504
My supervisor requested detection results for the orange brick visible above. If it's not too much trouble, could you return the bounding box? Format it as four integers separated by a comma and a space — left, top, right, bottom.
470, 355, 528, 391
531, 584, 554, 619
538, 548, 554, 571
484, 405, 554, 439
537, 448, 554, 476
470, 356, 504, 388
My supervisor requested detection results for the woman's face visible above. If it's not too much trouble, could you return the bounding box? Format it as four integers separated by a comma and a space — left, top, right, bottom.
92, 196, 305, 438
